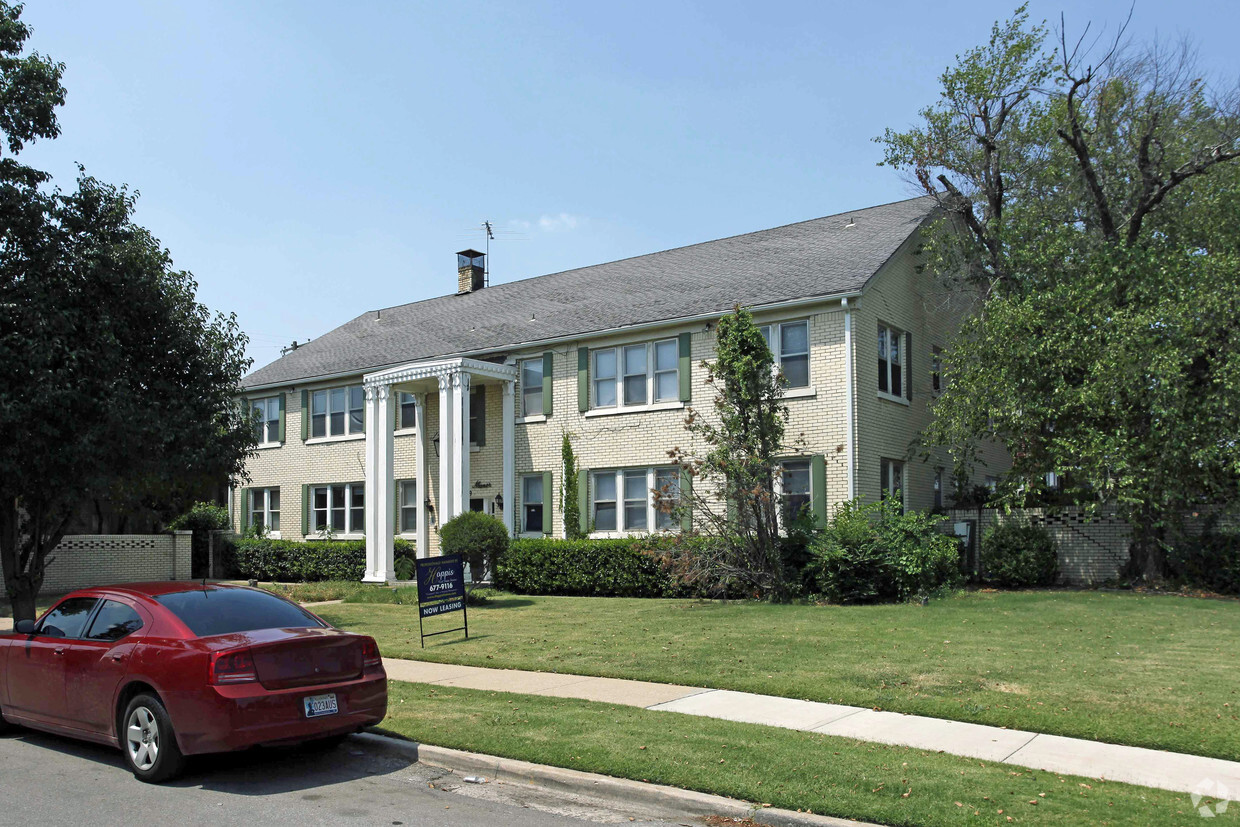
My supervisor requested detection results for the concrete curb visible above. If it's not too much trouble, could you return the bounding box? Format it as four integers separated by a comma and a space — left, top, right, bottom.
354, 731, 873, 827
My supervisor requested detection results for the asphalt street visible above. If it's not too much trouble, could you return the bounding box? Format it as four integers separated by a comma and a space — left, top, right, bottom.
0, 728, 694, 826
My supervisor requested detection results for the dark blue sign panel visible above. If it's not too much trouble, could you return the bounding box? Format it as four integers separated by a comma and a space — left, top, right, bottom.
416, 554, 465, 604
415, 554, 469, 646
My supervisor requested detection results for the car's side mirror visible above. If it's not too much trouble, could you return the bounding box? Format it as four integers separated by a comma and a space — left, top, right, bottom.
14, 619, 35, 635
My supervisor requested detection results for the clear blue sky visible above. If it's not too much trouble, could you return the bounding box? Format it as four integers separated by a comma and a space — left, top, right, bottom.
17, 1, 1240, 371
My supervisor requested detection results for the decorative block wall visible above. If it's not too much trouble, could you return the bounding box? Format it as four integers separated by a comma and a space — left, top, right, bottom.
40, 532, 192, 594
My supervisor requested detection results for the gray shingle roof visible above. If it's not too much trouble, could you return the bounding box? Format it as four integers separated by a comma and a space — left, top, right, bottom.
242, 195, 934, 389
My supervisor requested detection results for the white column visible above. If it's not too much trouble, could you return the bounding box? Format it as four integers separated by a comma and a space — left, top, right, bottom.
414, 393, 430, 558
363, 384, 394, 582
452, 372, 471, 515
502, 379, 515, 536
438, 374, 455, 526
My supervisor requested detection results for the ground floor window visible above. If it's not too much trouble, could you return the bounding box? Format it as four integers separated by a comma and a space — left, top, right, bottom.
311, 483, 364, 535
522, 474, 544, 534
880, 459, 904, 512
249, 487, 280, 533
399, 481, 417, 533
592, 467, 679, 534
779, 461, 811, 526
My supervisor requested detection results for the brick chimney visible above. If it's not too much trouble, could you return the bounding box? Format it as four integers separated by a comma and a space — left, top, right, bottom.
457, 249, 485, 294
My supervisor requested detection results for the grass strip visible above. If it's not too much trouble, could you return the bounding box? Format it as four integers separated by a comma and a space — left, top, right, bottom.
382, 681, 1206, 826
318, 589, 1240, 759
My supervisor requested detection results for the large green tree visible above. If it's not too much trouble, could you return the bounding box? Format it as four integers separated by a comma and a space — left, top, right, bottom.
0, 3, 255, 620
669, 306, 802, 600
878, 5, 1240, 579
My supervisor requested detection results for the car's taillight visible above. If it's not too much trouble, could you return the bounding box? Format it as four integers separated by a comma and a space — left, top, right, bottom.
210, 648, 257, 685
361, 637, 381, 669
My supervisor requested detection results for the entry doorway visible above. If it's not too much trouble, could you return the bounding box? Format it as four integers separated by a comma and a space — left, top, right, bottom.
469, 496, 497, 517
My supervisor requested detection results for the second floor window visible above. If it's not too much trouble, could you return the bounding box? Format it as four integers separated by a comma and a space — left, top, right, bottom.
311, 385, 364, 438
931, 346, 943, 394
521, 359, 543, 417
398, 393, 417, 430
878, 324, 903, 398
251, 397, 281, 445
469, 385, 486, 446
592, 338, 679, 409
759, 320, 810, 388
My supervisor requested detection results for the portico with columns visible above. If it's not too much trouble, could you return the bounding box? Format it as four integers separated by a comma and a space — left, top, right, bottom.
360, 357, 517, 583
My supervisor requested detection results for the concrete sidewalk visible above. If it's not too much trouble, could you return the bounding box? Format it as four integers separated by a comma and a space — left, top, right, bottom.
382, 657, 1240, 798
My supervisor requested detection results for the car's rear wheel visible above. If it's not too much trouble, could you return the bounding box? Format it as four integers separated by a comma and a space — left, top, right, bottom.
122, 694, 185, 783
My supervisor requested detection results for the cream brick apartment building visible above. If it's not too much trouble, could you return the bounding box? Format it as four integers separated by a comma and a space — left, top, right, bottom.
236, 195, 1003, 581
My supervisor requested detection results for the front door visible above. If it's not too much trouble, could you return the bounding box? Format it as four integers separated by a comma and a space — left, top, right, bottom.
469, 496, 495, 516
5, 596, 99, 725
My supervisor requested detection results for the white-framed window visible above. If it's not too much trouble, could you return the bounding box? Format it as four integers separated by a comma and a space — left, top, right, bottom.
469, 385, 486, 446
591, 338, 679, 409
880, 458, 905, 512
779, 460, 811, 526
933, 468, 944, 510
251, 396, 281, 445
398, 393, 417, 431
521, 359, 543, 417
521, 474, 544, 534
931, 346, 944, 394
311, 483, 364, 535
249, 487, 280, 533
311, 385, 364, 438
654, 468, 679, 531
759, 320, 810, 388
592, 467, 680, 534
878, 323, 903, 398
399, 481, 417, 533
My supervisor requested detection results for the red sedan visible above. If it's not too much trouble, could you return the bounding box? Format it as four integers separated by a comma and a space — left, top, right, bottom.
0, 582, 387, 782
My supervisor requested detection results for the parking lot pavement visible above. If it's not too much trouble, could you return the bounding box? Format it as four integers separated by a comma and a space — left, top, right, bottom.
0, 728, 689, 826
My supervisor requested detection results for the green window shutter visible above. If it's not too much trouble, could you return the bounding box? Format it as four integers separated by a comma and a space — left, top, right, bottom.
679, 466, 693, 532
577, 468, 589, 535
239, 488, 250, 532
300, 390, 309, 441
905, 331, 913, 401
277, 393, 286, 443
577, 347, 589, 412
301, 484, 310, 536
542, 471, 553, 535
678, 332, 692, 402
542, 351, 554, 417
811, 454, 827, 527
394, 482, 401, 534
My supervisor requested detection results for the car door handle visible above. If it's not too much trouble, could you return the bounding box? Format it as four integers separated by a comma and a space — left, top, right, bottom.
53, 648, 65, 656
111, 653, 125, 662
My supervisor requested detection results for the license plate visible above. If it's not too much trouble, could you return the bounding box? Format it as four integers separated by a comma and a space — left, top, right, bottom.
304, 693, 338, 718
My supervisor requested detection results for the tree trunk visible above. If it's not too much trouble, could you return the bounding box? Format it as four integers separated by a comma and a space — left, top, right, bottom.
1125, 510, 1168, 582
9, 588, 36, 624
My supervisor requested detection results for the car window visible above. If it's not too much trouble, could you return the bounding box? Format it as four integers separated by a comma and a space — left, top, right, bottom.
84, 600, 144, 642
155, 588, 325, 637
36, 597, 99, 639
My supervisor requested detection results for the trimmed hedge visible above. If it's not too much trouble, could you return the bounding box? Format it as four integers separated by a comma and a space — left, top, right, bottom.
497, 537, 715, 597
234, 538, 415, 582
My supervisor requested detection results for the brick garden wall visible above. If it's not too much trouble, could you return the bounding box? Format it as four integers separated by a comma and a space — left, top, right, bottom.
41, 532, 192, 594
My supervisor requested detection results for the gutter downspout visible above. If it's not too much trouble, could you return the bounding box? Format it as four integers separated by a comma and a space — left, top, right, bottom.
842, 297, 855, 501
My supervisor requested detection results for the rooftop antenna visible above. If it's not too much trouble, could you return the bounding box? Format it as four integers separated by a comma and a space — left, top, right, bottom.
482, 220, 495, 286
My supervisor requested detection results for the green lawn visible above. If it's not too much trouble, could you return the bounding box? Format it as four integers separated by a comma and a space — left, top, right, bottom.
318, 589, 1240, 760
381, 682, 1205, 827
